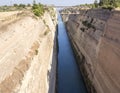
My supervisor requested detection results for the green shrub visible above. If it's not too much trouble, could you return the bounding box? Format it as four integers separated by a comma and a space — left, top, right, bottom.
33, 9, 41, 16
19, 4, 26, 8
14, 4, 18, 7
102, 6, 113, 11
32, 3, 45, 17
27, 4, 31, 7
94, 0, 98, 8
114, 2, 120, 8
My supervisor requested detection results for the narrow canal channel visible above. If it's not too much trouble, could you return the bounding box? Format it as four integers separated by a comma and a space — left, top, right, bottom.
57, 13, 88, 93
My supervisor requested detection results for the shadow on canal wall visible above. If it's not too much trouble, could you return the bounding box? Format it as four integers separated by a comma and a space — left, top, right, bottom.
47, 24, 58, 93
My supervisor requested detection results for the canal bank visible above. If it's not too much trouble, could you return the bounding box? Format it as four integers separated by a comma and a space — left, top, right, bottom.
57, 13, 87, 93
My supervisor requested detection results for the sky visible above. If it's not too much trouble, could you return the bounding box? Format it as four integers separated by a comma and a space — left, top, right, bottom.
0, 0, 99, 6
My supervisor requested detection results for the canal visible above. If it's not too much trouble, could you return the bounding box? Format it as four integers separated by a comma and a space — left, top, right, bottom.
57, 13, 88, 93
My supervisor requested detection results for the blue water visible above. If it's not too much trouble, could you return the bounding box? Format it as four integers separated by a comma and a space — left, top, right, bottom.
58, 13, 88, 93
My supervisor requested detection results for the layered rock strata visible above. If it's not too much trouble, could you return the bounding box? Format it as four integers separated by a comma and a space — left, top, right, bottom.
0, 9, 57, 93
62, 9, 120, 93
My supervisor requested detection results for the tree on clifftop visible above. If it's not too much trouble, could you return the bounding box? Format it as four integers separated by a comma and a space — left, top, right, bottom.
32, 0, 45, 16
94, 0, 98, 8
99, 0, 103, 6
99, 0, 120, 7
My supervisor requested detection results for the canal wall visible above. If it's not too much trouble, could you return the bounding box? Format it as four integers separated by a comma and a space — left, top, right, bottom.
61, 9, 120, 93
0, 9, 57, 93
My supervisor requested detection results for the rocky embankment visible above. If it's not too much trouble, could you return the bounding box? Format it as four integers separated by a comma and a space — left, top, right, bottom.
0, 9, 57, 93
61, 9, 120, 93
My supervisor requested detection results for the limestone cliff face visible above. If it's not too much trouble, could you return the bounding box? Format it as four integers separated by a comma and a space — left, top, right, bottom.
0, 9, 57, 93
62, 9, 120, 93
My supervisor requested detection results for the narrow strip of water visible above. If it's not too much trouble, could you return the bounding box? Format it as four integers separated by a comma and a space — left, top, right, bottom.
58, 13, 87, 93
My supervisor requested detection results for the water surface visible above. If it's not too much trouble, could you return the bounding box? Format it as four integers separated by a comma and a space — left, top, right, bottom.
58, 13, 88, 93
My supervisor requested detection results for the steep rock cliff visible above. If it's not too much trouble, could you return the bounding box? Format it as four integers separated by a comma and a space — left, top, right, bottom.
0, 9, 57, 93
62, 9, 120, 93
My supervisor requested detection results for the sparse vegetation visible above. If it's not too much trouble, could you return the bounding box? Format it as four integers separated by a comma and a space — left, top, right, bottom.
42, 19, 50, 30
32, 1, 45, 17
98, 0, 120, 9
94, 0, 98, 8
77, 0, 120, 9
35, 49, 38, 55
19, 4, 26, 8
101, 6, 113, 10
45, 6, 55, 18
44, 29, 50, 35
99, 0, 120, 8
14, 4, 18, 7
0, 4, 27, 12
82, 20, 95, 30
27, 4, 31, 7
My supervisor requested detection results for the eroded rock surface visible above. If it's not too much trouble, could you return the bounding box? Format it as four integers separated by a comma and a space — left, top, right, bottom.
61, 9, 120, 93
0, 9, 57, 93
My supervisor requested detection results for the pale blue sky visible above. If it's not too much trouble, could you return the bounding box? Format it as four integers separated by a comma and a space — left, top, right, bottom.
0, 0, 99, 6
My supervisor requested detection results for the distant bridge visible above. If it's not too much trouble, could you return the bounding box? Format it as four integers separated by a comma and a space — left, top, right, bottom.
54, 6, 72, 8
47, 5, 72, 8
